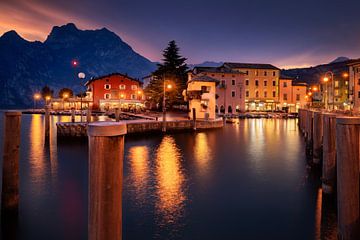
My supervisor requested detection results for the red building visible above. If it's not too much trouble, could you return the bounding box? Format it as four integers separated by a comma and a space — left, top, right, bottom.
85, 73, 144, 110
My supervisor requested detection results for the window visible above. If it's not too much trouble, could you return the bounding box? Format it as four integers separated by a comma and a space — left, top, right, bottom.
283, 93, 288, 101
245, 79, 249, 86
131, 94, 136, 100
264, 80, 267, 86
334, 81, 339, 88
283, 82, 287, 87
201, 100, 208, 111
104, 84, 111, 90
264, 91, 267, 97
296, 94, 300, 101
232, 80, 235, 86
264, 71, 267, 76
334, 89, 340, 96
246, 91, 249, 97
273, 91, 276, 97
104, 93, 111, 99
358, 91, 360, 98
201, 86, 211, 93
273, 71, 276, 76
256, 91, 259, 98
255, 80, 259, 86
131, 85, 137, 90
273, 81, 276, 86
255, 70, 259, 76
119, 84, 126, 90
222, 75, 225, 78
345, 81, 349, 86
231, 91, 236, 97
357, 79, 360, 85
245, 70, 249, 75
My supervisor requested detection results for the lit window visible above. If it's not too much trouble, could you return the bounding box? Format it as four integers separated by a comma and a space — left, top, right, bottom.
104, 84, 111, 90
119, 84, 126, 90
131, 85, 138, 90
104, 93, 111, 99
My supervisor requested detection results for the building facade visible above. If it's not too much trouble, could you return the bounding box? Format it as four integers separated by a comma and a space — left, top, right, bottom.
85, 73, 144, 111
191, 66, 246, 113
278, 76, 307, 112
186, 75, 219, 120
347, 61, 360, 110
223, 62, 280, 111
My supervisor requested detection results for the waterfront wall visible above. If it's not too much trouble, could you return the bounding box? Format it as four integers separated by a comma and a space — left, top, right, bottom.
57, 118, 224, 137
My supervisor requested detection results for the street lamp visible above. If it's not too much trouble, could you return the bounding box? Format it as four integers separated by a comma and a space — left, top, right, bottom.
323, 71, 334, 110
78, 72, 86, 122
33, 93, 41, 110
45, 96, 51, 106
162, 76, 173, 132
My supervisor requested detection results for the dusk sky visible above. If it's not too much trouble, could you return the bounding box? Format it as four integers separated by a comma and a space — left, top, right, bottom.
1, 0, 360, 68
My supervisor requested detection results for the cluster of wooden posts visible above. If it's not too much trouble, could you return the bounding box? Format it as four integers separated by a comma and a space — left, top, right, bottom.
1, 111, 126, 240
298, 108, 360, 240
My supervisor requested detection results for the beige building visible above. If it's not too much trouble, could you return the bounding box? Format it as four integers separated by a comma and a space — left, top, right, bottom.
223, 62, 280, 111
347, 61, 360, 110
278, 76, 307, 112
186, 74, 219, 120
191, 66, 246, 114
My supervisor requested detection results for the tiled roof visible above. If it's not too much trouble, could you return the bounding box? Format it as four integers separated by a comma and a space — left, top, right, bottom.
223, 62, 280, 70
85, 73, 141, 86
188, 75, 220, 83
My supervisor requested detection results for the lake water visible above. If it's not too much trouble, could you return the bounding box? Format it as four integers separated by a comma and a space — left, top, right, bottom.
0, 113, 337, 239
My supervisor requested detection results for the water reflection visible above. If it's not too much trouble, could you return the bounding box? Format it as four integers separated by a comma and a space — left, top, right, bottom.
155, 136, 185, 224
194, 132, 212, 175
128, 146, 149, 206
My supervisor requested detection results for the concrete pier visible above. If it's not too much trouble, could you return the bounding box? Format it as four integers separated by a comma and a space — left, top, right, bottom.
336, 117, 360, 240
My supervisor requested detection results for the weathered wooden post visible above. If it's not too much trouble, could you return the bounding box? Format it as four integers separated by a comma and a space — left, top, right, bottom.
1, 112, 21, 215
87, 108, 92, 123
305, 110, 314, 156
45, 105, 50, 137
115, 108, 120, 122
336, 117, 360, 240
192, 108, 196, 130
71, 107, 75, 123
313, 111, 323, 164
322, 113, 337, 194
88, 122, 127, 240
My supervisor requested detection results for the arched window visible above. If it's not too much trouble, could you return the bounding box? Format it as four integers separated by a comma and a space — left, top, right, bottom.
215, 105, 219, 113
228, 105, 233, 113
220, 105, 225, 113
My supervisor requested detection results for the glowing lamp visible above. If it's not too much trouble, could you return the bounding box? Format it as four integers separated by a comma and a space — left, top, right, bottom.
323, 77, 329, 82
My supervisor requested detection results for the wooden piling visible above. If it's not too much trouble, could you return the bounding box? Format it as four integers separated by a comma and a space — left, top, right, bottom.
192, 108, 196, 130
322, 113, 337, 194
88, 122, 127, 240
305, 110, 314, 156
1, 111, 21, 215
71, 108, 75, 123
115, 108, 120, 122
336, 117, 360, 240
313, 111, 323, 164
45, 105, 50, 137
87, 108, 92, 123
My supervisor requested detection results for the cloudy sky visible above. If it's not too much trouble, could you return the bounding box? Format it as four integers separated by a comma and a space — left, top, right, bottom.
1, 0, 360, 68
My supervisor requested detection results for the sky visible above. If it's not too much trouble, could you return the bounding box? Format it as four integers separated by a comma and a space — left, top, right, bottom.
1, 0, 360, 68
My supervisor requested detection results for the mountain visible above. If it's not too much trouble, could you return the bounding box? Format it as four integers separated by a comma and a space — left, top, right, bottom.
187, 61, 223, 70
329, 56, 350, 64
281, 58, 359, 85
0, 23, 157, 108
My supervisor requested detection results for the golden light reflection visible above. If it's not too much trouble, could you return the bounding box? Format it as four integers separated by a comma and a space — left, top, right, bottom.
315, 188, 322, 240
155, 136, 185, 224
128, 146, 149, 204
29, 114, 45, 185
194, 133, 212, 175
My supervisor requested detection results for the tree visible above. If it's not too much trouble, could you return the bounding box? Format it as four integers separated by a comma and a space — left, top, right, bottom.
58, 88, 73, 98
41, 85, 54, 99
145, 40, 188, 109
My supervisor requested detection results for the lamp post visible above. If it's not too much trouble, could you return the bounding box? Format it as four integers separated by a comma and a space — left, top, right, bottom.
323, 76, 329, 110
162, 75, 173, 132
78, 72, 86, 122
323, 71, 334, 110
33, 93, 41, 110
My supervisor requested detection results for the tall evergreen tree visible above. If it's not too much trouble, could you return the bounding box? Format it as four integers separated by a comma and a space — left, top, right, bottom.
145, 40, 188, 109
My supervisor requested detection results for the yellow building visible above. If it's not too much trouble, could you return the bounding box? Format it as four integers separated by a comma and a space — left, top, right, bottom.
347, 61, 360, 110
278, 76, 307, 112
223, 62, 280, 111
186, 74, 219, 120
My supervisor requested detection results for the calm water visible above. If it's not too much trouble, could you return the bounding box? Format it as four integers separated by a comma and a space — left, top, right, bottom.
0, 113, 337, 239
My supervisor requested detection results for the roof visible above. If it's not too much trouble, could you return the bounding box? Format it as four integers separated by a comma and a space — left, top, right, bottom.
223, 62, 280, 70
85, 73, 141, 86
280, 75, 295, 80
292, 82, 307, 87
188, 75, 220, 84
193, 66, 244, 74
